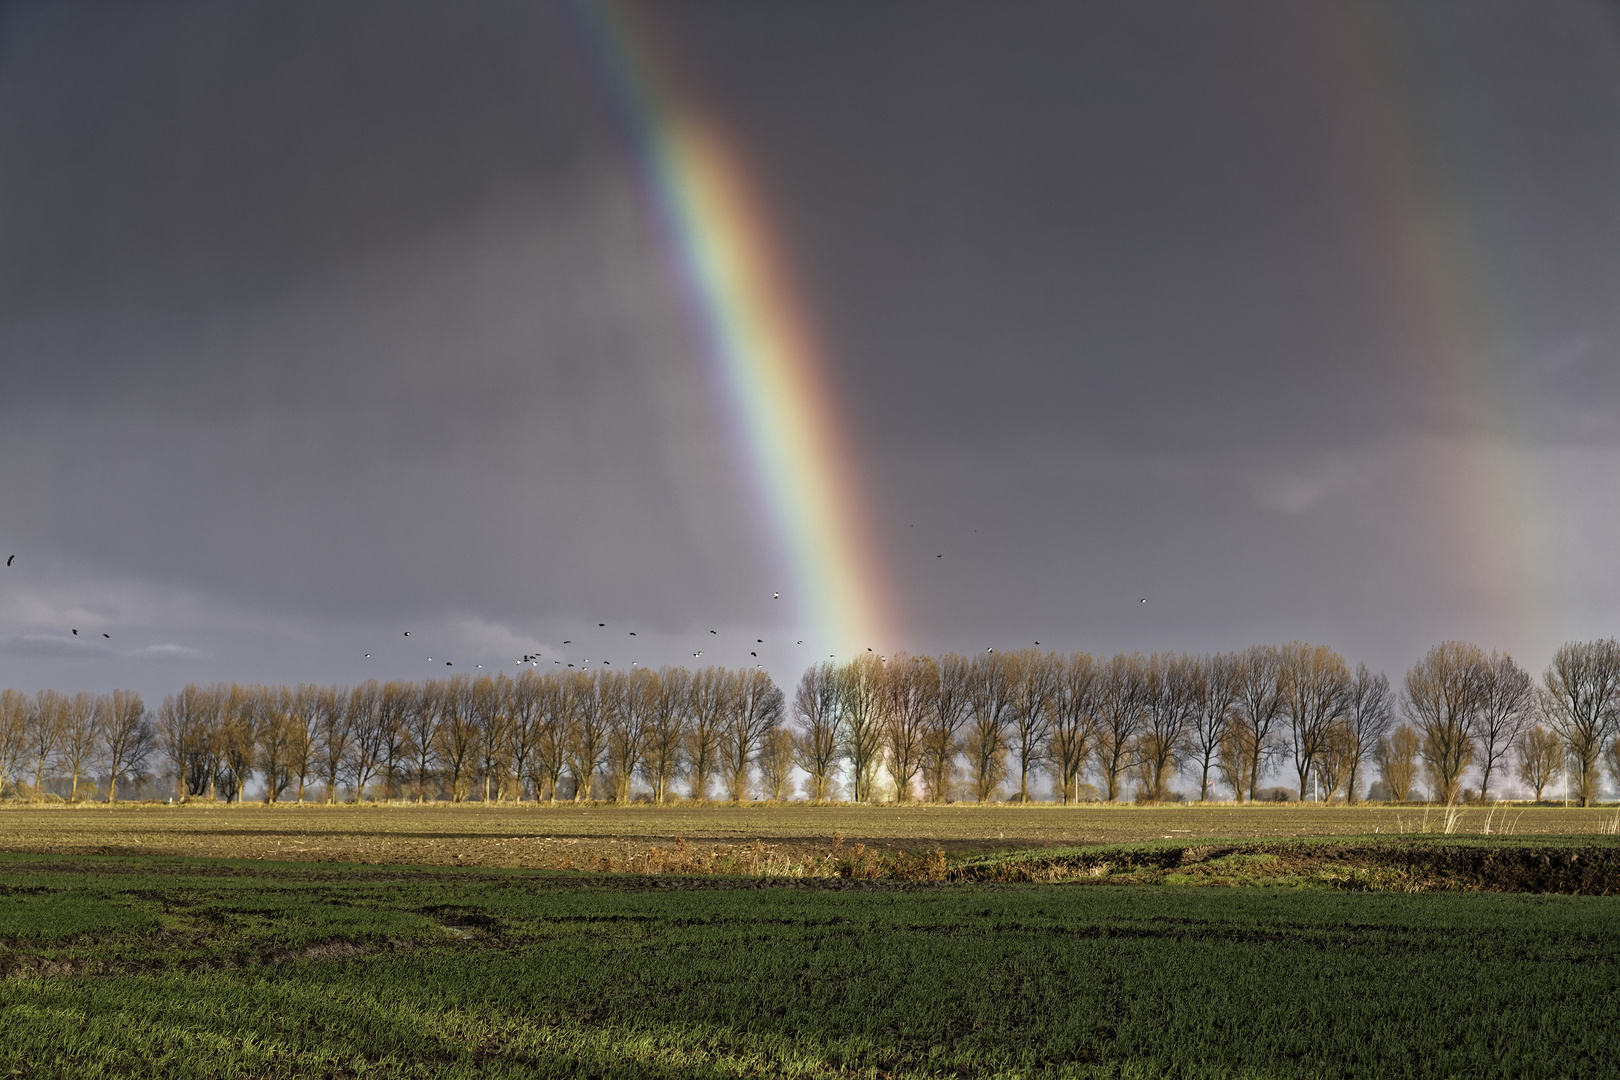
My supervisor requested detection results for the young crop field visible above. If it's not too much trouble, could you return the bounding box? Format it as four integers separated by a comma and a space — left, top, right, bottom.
2, 851, 1619, 1078
3, 801, 1616, 871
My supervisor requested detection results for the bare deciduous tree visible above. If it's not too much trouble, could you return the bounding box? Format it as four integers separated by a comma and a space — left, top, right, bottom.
28, 690, 68, 796
97, 690, 153, 803
1516, 725, 1560, 802
964, 651, 1014, 802
158, 685, 217, 799
1341, 664, 1393, 804
314, 684, 352, 804
256, 686, 299, 803
0, 689, 26, 798
505, 671, 543, 801
1230, 645, 1284, 802
722, 668, 783, 802
376, 680, 414, 800
1186, 653, 1238, 802
1093, 653, 1146, 802
343, 680, 387, 802
566, 672, 611, 802
604, 670, 649, 803
534, 673, 577, 803
1006, 650, 1057, 803
1473, 651, 1533, 803
791, 663, 842, 802
468, 674, 510, 802
286, 684, 321, 803
840, 655, 887, 803
435, 676, 480, 802
684, 667, 730, 802
1402, 641, 1484, 807
1135, 653, 1198, 802
756, 726, 795, 801
882, 655, 932, 802
405, 681, 441, 803
1373, 723, 1421, 803
215, 685, 260, 803
1048, 653, 1098, 804
1539, 639, 1620, 807
921, 654, 970, 803
58, 692, 99, 801
1279, 641, 1351, 802
641, 667, 688, 803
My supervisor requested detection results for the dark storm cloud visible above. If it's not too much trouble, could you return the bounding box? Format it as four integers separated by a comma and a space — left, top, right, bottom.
670, 0, 1620, 454
1, 0, 1618, 705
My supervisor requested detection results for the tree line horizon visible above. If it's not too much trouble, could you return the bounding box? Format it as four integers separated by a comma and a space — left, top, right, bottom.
2, 638, 1618, 807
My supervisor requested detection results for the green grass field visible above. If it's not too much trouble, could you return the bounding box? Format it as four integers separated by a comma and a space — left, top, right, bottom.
3, 849, 1619, 1078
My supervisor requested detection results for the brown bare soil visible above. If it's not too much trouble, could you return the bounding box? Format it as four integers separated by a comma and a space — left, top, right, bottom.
1, 800, 1613, 873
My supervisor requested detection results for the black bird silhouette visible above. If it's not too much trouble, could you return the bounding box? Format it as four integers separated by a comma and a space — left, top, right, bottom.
1141, 598, 1147, 604
404, 631, 410, 637
750, 652, 757, 657
757, 639, 763, 643
72, 629, 78, 635
772, 592, 779, 599
1035, 641, 1040, 645
937, 554, 943, 558
563, 640, 571, 644
5, 555, 11, 566
103, 633, 110, 639
599, 622, 606, 627
710, 630, 717, 634
629, 632, 636, 636
797, 640, 803, 644
364, 653, 370, 657
446, 661, 452, 666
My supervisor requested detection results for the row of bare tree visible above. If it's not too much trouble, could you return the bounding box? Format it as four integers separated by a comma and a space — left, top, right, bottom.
3, 638, 1617, 804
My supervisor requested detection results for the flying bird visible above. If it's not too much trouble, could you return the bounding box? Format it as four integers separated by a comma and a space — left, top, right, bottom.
599, 623, 606, 627
693, 651, 702, 658
563, 640, 571, 644
5, 555, 11, 566
364, 653, 371, 658
427, 657, 433, 661
987, 647, 995, 653
710, 630, 717, 635
757, 639, 763, 643
71, 629, 77, 636
103, 634, 110, 639
404, 632, 410, 636
1141, 598, 1147, 604
937, 554, 942, 558
773, 592, 779, 599
629, 632, 636, 636
797, 640, 803, 645
750, 652, 757, 657
446, 662, 452, 666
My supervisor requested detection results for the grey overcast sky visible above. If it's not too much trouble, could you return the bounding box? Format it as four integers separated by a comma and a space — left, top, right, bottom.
3, 0, 1620, 706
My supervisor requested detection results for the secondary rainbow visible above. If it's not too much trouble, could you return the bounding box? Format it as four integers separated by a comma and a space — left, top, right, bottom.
570, 0, 892, 657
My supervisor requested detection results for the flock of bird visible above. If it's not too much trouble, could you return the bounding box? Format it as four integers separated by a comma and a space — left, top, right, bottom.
7, 540, 1152, 672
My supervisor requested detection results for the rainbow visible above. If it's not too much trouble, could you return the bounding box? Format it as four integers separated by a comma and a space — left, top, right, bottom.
569, 0, 892, 657
1295, 4, 1561, 652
